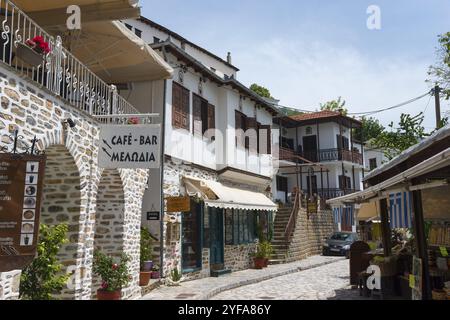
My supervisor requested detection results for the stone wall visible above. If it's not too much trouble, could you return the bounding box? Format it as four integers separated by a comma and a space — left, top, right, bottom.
286, 207, 336, 263
224, 244, 258, 272
0, 66, 148, 300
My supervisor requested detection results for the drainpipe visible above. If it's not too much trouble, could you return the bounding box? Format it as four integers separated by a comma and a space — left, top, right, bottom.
160, 79, 167, 278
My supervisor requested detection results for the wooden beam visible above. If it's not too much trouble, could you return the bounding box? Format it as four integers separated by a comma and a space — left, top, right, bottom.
29, 3, 140, 27
379, 198, 391, 256
411, 190, 432, 300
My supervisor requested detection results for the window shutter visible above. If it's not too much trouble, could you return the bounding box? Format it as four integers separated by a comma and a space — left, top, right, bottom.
181, 87, 190, 130
245, 118, 257, 151
259, 125, 272, 154
192, 94, 202, 137
235, 111, 244, 147
172, 82, 182, 128
207, 104, 215, 130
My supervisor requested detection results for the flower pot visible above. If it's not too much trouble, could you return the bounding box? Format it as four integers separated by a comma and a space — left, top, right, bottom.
151, 271, 160, 279
264, 258, 269, 268
16, 43, 44, 67
253, 257, 265, 269
142, 261, 153, 272
139, 271, 152, 286
96, 289, 121, 300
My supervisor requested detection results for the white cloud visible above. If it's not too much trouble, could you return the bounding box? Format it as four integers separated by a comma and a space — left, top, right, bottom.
234, 38, 446, 130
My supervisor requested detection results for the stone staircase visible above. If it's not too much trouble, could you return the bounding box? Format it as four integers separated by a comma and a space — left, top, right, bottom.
269, 206, 294, 265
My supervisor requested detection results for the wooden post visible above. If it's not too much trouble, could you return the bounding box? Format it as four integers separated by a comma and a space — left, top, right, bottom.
434, 85, 442, 129
316, 121, 320, 163
295, 126, 300, 189
320, 168, 324, 198
379, 198, 391, 256
352, 165, 356, 192
412, 190, 432, 300
327, 169, 330, 199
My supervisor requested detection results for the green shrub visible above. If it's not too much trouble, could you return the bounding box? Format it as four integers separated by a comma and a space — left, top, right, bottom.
19, 224, 70, 300
140, 228, 154, 269
93, 251, 131, 292
170, 268, 182, 282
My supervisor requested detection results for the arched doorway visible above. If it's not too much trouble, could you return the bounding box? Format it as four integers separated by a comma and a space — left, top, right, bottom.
39, 144, 81, 300
91, 169, 125, 297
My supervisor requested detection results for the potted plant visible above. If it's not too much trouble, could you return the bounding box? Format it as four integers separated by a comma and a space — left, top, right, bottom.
253, 243, 266, 270
16, 36, 51, 67
139, 228, 154, 286
151, 265, 160, 279
93, 251, 131, 300
261, 241, 274, 267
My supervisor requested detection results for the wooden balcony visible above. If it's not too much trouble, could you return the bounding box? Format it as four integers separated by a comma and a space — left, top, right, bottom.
278, 147, 363, 165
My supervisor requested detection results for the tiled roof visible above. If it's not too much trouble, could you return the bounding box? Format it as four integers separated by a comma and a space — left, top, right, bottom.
289, 110, 341, 121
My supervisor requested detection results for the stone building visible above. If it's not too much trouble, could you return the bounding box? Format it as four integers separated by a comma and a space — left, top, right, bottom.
123, 17, 279, 280
0, 0, 172, 300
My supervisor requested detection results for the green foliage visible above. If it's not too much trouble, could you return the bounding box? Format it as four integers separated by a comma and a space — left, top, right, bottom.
372, 113, 428, 160
250, 83, 272, 99
259, 241, 274, 259
93, 251, 131, 292
319, 97, 348, 115
278, 106, 303, 117
140, 227, 153, 269
428, 32, 450, 100
170, 268, 182, 282
19, 224, 70, 300
354, 116, 385, 143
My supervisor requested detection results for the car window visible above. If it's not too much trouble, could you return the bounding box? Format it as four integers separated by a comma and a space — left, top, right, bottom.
330, 233, 351, 241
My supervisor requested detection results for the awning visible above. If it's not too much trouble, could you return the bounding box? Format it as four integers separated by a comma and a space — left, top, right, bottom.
183, 176, 277, 212
356, 202, 380, 221
13, 0, 140, 26
327, 147, 450, 206
51, 21, 173, 83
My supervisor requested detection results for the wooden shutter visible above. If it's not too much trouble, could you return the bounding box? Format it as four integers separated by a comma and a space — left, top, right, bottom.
207, 104, 215, 130
245, 117, 257, 151
259, 125, 272, 154
172, 82, 182, 128
192, 94, 202, 137
235, 111, 244, 147
181, 86, 190, 130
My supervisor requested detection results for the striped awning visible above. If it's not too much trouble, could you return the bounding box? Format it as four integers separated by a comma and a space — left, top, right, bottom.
389, 192, 413, 229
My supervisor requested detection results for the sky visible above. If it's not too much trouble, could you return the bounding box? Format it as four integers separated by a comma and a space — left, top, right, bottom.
141, 0, 450, 131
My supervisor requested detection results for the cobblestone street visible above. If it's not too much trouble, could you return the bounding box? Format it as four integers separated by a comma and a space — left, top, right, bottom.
213, 259, 362, 300
141, 256, 365, 300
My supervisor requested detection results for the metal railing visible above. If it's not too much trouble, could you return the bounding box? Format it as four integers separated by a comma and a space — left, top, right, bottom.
0, 0, 138, 117
284, 188, 300, 243
302, 188, 358, 200
278, 147, 363, 166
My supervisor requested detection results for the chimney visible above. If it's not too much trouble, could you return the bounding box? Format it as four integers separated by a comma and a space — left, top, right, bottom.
227, 52, 232, 64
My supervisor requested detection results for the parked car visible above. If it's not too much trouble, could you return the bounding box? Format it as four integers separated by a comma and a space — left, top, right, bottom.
322, 232, 359, 258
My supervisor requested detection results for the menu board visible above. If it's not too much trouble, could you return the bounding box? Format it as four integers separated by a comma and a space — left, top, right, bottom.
0, 154, 46, 272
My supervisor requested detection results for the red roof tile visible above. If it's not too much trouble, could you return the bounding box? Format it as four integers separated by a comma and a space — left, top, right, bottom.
289, 110, 341, 121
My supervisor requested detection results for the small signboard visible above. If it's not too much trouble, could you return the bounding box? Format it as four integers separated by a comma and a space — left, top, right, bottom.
147, 211, 160, 221
0, 154, 46, 272
307, 200, 318, 214
166, 196, 190, 213
98, 125, 161, 169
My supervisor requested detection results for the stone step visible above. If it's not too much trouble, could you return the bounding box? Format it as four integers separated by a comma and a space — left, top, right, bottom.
268, 259, 286, 265
210, 269, 232, 278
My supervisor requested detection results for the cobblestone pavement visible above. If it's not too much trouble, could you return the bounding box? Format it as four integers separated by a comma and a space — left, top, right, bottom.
213, 259, 365, 300
141, 255, 349, 300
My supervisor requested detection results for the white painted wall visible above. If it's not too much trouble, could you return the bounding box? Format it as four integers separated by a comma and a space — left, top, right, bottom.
365, 148, 387, 172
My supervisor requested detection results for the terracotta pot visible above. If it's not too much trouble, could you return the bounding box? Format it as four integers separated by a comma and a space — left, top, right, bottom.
140, 271, 152, 286
151, 271, 160, 279
96, 289, 121, 300
254, 257, 265, 269
264, 258, 269, 267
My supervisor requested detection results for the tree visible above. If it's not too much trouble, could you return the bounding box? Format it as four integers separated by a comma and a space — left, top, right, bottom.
319, 97, 348, 115
372, 112, 428, 160
20, 224, 69, 300
250, 83, 272, 99
354, 116, 385, 143
428, 33, 450, 124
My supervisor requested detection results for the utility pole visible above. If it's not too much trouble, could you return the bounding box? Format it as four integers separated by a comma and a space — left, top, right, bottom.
434, 85, 442, 129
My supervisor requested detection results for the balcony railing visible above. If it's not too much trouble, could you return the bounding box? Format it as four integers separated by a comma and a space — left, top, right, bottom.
0, 0, 138, 117
302, 188, 357, 200
278, 147, 363, 165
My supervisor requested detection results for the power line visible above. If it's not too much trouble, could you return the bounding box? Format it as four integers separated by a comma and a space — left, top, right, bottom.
347, 91, 433, 116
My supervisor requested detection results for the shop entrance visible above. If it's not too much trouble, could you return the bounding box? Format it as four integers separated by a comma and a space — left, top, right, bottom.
209, 208, 224, 269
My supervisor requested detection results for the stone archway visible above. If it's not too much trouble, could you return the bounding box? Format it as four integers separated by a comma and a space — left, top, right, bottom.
91, 169, 125, 297
40, 144, 81, 300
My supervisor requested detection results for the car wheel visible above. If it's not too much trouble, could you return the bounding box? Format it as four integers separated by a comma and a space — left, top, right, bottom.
345, 251, 350, 259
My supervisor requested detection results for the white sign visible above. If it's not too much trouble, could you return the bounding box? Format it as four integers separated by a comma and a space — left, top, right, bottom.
99, 125, 161, 169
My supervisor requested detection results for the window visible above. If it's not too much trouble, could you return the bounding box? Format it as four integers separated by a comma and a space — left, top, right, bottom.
235, 110, 247, 148
369, 158, 377, 171
339, 175, 352, 190
124, 23, 133, 31
306, 127, 313, 135
192, 94, 215, 137
134, 28, 142, 38
172, 82, 190, 130
276, 176, 288, 193
153, 36, 161, 44
181, 201, 202, 271
225, 209, 262, 245
259, 125, 272, 154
